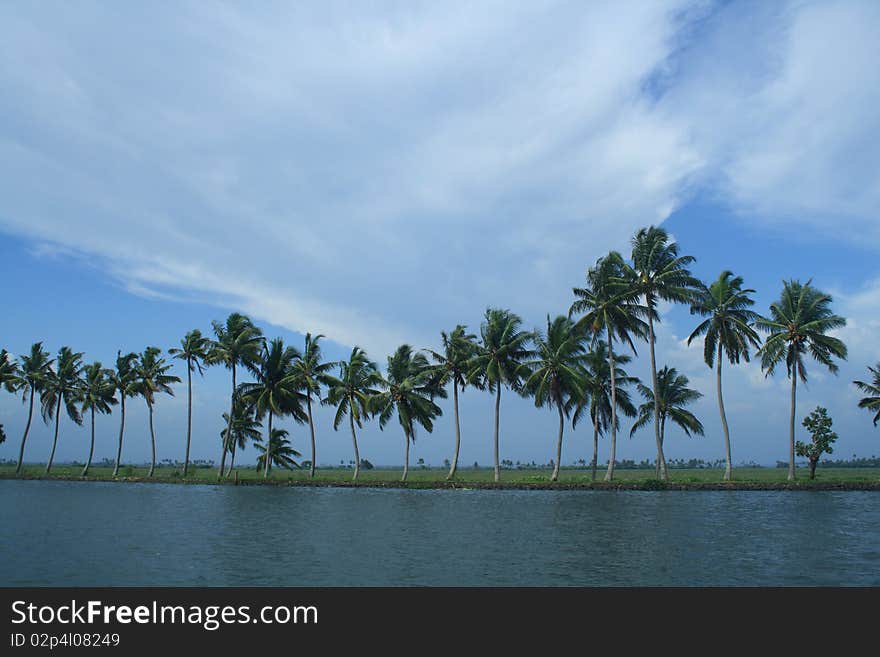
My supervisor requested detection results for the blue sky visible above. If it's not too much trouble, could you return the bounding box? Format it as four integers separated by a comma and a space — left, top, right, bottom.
1, 0, 878, 469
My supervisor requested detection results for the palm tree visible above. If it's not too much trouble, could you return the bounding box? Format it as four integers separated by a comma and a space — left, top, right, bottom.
209, 313, 263, 479
688, 271, 762, 480
289, 333, 334, 479
427, 325, 480, 479
221, 397, 263, 475
629, 226, 700, 481
109, 351, 138, 477
523, 316, 589, 481
757, 280, 847, 481
854, 364, 880, 427
14, 343, 53, 473
324, 347, 382, 481
133, 346, 180, 477
373, 345, 444, 482
570, 252, 648, 481
169, 329, 211, 477
238, 337, 307, 479
255, 428, 302, 474
468, 308, 532, 482
79, 362, 118, 476
1, 349, 21, 448
42, 346, 84, 474
631, 366, 704, 473
568, 342, 638, 481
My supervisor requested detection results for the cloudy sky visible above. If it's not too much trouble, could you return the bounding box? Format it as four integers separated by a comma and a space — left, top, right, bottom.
1, 0, 878, 470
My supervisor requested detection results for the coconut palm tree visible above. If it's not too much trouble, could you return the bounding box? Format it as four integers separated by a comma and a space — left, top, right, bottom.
567, 342, 638, 482
570, 252, 648, 481
289, 333, 334, 479
373, 345, 444, 482
169, 329, 212, 477
468, 308, 532, 482
238, 337, 307, 479
324, 347, 382, 481
221, 397, 263, 475
688, 271, 762, 480
757, 280, 847, 481
631, 366, 704, 473
522, 316, 589, 481
133, 346, 180, 477
14, 343, 53, 473
42, 346, 84, 474
209, 313, 263, 479
109, 351, 138, 477
1, 349, 21, 447
426, 325, 480, 479
854, 364, 880, 427
255, 428, 301, 474
79, 362, 118, 476
628, 226, 700, 481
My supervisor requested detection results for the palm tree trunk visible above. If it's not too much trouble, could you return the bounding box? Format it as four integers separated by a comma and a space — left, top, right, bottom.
218, 365, 235, 480
402, 430, 410, 482
307, 394, 317, 479
147, 400, 156, 478
604, 327, 618, 482
447, 382, 461, 480
493, 384, 502, 482
263, 410, 273, 478
789, 373, 797, 481
647, 308, 668, 481
716, 345, 732, 481
591, 412, 599, 482
226, 444, 236, 476
15, 386, 35, 474
113, 396, 125, 477
184, 357, 192, 477
349, 412, 360, 481
82, 407, 95, 476
46, 396, 61, 474
656, 415, 666, 479
551, 403, 564, 481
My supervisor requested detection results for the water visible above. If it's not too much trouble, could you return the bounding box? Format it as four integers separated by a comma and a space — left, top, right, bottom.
2, 480, 878, 586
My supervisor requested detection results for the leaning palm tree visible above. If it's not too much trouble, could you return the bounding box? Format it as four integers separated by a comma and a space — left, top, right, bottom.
1, 349, 21, 448
109, 351, 138, 477
79, 362, 118, 476
221, 397, 263, 475
323, 347, 382, 481
757, 280, 847, 481
132, 346, 180, 477
570, 252, 648, 481
255, 428, 302, 475
208, 313, 263, 479
631, 366, 704, 473
854, 364, 880, 427
688, 271, 762, 480
289, 333, 334, 479
169, 329, 212, 477
568, 342, 638, 482
238, 337, 307, 479
628, 226, 700, 481
373, 345, 444, 482
426, 325, 480, 479
14, 343, 53, 473
42, 346, 84, 474
522, 316, 589, 481
468, 308, 532, 482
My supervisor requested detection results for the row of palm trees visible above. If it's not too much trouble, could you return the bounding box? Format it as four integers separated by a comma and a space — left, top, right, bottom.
2, 226, 876, 483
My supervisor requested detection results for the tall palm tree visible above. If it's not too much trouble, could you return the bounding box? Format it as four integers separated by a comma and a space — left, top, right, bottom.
854, 364, 880, 427
255, 428, 301, 474
209, 313, 263, 479
757, 280, 847, 481
631, 366, 704, 473
169, 329, 211, 477
324, 347, 382, 481
688, 271, 762, 480
373, 345, 444, 482
79, 362, 118, 476
629, 226, 700, 481
570, 252, 648, 481
109, 351, 138, 477
568, 342, 638, 482
14, 343, 53, 473
0, 349, 21, 448
238, 337, 307, 479
133, 346, 180, 477
523, 316, 589, 481
221, 397, 263, 475
289, 333, 334, 479
427, 325, 480, 479
42, 346, 84, 474
468, 308, 532, 482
